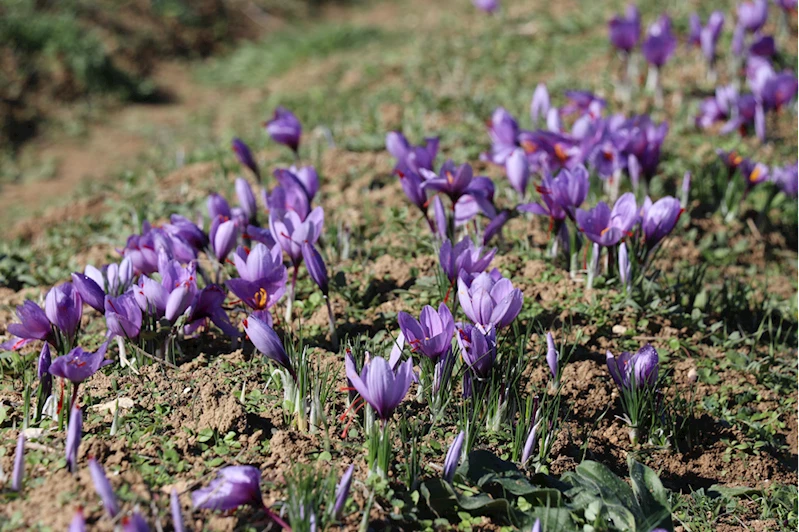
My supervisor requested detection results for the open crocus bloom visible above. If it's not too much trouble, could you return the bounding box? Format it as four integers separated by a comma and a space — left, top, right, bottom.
345, 354, 415, 420
576, 193, 638, 247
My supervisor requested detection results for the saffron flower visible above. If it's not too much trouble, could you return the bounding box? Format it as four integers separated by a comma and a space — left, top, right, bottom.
619, 242, 632, 292
171, 489, 185, 532
697, 12, 725, 68
71, 273, 107, 313
333, 465, 354, 519
546, 332, 559, 384
530, 84, 550, 125
69, 510, 86, 532
122, 513, 150, 532
227, 244, 287, 312
641, 15, 676, 68
442, 431, 465, 483
607, 344, 659, 390
576, 192, 638, 247
265, 106, 302, 154
235, 177, 258, 222
49, 343, 112, 384
421, 160, 483, 204
345, 353, 415, 420
193, 465, 263, 510
456, 322, 497, 378
89, 458, 120, 518
640, 196, 681, 250
739, 158, 770, 189
243, 314, 294, 377
521, 406, 541, 465
771, 162, 798, 197
302, 242, 329, 296
210, 218, 238, 262
65, 404, 82, 473
270, 206, 325, 266
473, 0, 499, 13
38, 343, 52, 398
232, 138, 260, 182
608, 5, 641, 53
12, 433, 24, 491
738, 0, 768, 32
105, 294, 143, 339
386, 132, 438, 175
2, 300, 53, 350
45, 283, 83, 342
484, 107, 520, 164
457, 271, 523, 330
505, 148, 530, 197
183, 285, 239, 339
397, 303, 455, 359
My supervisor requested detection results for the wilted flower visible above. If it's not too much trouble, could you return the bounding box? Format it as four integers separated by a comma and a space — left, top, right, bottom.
49, 343, 112, 384
345, 353, 415, 420
243, 314, 294, 377
457, 271, 523, 330
608, 5, 641, 53
607, 343, 659, 389
398, 303, 455, 359
265, 106, 302, 153
442, 431, 465, 483
105, 294, 143, 340
333, 465, 354, 520
576, 192, 638, 247
232, 138, 260, 182
65, 404, 82, 473
45, 283, 83, 342
89, 458, 120, 518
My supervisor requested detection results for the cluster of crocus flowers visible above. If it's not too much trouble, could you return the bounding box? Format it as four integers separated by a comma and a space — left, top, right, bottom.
607, 343, 660, 444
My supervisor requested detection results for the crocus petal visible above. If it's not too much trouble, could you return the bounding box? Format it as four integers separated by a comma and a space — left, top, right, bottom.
334, 465, 354, 519
442, 431, 465, 483
89, 458, 120, 518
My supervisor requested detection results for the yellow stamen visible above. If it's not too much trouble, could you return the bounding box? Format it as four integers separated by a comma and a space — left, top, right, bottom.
253, 288, 268, 310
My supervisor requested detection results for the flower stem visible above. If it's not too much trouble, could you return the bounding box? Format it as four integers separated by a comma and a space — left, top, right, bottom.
285, 265, 299, 326
262, 502, 291, 531
325, 296, 338, 351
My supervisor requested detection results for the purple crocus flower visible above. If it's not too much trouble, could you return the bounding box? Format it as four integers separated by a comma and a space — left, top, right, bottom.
235, 178, 258, 222
269, 206, 324, 266
398, 303, 455, 359
45, 283, 83, 342
546, 332, 559, 383
207, 193, 232, 220
576, 193, 638, 247
608, 5, 641, 53
122, 513, 150, 532
749, 35, 776, 57
243, 314, 294, 377
2, 300, 53, 350
738, 0, 768, 32
562, 90, 606, 118
506, 148, 530, 197
482, 210, 513, 245
193, 465, 263, 510
640, 196, 682, 250
774, 0, 797, 12
457, 271, 523, 330
739, 158, 770, 189
302, 242, 329, 296
38, 343, 52, 398
267, 181, 311, 221
65, 404, 82, 473
521, 412, 540, 465
164, 216, 208, 253
89, 458, 120, 518
210, 218, 238, 263
171, 489, 185, 532
227, 244, 287, 312
607, 343, 659, 389
50, 343, 111, 384
456, 322, 497, 378
274, 168, 316, 207
387, 132, 439, 175
290, 165, 320, 201
771, 162, 798, 197
619, 241, 632, 291
265, 106, 302, 153
333, 465, 354, 520
473, 0, 499, 13
761, 72, 798, 111
484, 108, 519, 165
530, 84, 551, 125
71, 273, 106, 313
421, 160, 484, 204
232, 138, 260, 182
11, 433, 24, 491
105, 294, 142, 339
699, 12, 725, 66
438, 237, 496, 284
442, 431, 465, 483
345, 353, 415, 420
69, 510, 86, 532
641, 15, 677, 67
522, 165, 590, 224
184, 285, 239, 339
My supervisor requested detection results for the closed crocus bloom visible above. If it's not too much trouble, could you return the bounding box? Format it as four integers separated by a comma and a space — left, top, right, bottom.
738, 0, 768, 32
530, 84, 550, 125
265, 106, 302, 153
193, 465, 263, 511
473, 0, 499, 13
607, 343, 659, 389
505, 148, 530, 197
122, 513, 150, 532
531, 518, 542, 532
89, 458, 120, 518
207, 193, 232, 220
105, 294, 142, 339
235, 178, 258, 222
333, 465, 354, 520
608, 4, 641, 53
171, 489, 185, 532
546, 332, 559, 383
269, 206, 324, 266
700, 12, 725, 64
302, 242, 329, 296
641, 196, 681, 250
291, 165, 320, 201
243, 314, 294, 377
71, 273, 106, 313
38, 343, 52, 398
439, 237, 496, 284
45, 283, 83, 341
12, 433, 24, 491
619, 242, 632, 290
345, 353, 415, 420
641, 15, 676, 67
761, 72, 798, 111
442, 431, 465, 483
457, 272, 523, 330
165, 215, 208, 252
688, 13, 702, 45
551, 165, 589, 219
398, 303, 455, 359
576, 192, 638, 247
456, 323, 497, 378
232, 138, 260, 182
210, 218, 238, 262
49, 343, 112, 384
69, 509, 86, 532
65, 404, 82, 472
165, 284, 194, 322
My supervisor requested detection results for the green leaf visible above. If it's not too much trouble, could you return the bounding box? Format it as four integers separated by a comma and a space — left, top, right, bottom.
708, 485, 762, 498
628, 457, 673, 532
563, 461, 639, 531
